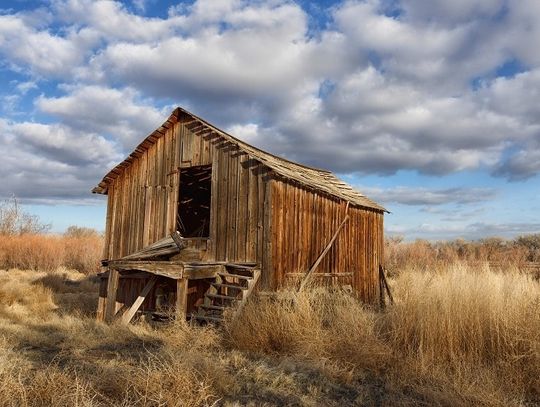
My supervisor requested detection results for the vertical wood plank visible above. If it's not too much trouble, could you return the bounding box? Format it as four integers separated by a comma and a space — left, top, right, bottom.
262, 175, 273, 290
237, 153, 249, 262
256, 164, 265, 269
247, 158, 258, 262
209, 151, 219, 260
227, 148, 239, 261
216, 142, 229, 260
103, 188, 114, 260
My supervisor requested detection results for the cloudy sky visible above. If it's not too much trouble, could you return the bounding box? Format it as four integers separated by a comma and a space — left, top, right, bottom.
1, 0, 539, 240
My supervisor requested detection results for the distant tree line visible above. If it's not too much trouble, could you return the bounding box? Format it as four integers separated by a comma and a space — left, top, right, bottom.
385, 234, 540, 275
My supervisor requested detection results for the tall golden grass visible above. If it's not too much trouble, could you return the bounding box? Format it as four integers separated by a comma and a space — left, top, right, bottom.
227, 265, 539, 406
0, 264, 537, 406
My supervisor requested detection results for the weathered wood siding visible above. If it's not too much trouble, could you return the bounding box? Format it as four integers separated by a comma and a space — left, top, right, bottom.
103, 115, 271, 269
102, 113, 384, 300
270, 179, 384, 303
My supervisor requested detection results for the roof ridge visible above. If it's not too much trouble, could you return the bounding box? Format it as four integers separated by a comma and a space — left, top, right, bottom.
92, 106, 387, 212
175, 107, 333, 174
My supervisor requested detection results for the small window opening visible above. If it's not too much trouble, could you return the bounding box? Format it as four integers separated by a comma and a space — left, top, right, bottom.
177, 165, 212, 238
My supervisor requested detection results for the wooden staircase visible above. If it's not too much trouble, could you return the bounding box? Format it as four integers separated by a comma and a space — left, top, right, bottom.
192, 264, 260, 324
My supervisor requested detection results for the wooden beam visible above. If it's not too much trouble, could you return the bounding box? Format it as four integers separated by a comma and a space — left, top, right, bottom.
183, 264, 224, 279
120, 276, 157, 325
109, 261, 184, 278
176, 278, 188, 321
287, 272, 353, 277
104, 268, 120, 322
299, 202, 350, 292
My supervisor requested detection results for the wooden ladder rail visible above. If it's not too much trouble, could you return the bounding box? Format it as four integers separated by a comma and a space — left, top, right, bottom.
231, 269, 261, 321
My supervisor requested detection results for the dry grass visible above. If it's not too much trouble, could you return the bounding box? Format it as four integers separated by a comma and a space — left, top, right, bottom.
384, 266, 540, 405
226, 265, 540, 406
0, 264, 538, 406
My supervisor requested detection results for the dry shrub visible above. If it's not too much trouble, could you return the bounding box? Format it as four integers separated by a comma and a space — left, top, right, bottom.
126, 351, 219, 406
63, 236, 103, 274
0, 198, 103, 273
0, 234, 65, 272
385, 235, 539, 275
0, 197, 50, 235
225, 288, 391, 373
63, 227, 103, 274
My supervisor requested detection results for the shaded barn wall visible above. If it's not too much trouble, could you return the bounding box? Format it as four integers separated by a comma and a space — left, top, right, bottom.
103, 115, 271, 270
270, 179, 384, 304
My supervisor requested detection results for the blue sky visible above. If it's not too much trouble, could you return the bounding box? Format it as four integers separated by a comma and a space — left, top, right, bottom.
0, 0, 539, 240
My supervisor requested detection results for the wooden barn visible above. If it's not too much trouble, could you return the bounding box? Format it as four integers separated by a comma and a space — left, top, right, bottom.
93, 107, 387, 324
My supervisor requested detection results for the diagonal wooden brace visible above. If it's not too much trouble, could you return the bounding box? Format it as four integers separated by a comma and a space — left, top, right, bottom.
121, 276, 157, 325
299, 201, 350, 292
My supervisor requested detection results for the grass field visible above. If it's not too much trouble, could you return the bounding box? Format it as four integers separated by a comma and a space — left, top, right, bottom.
0, 263, 538, 406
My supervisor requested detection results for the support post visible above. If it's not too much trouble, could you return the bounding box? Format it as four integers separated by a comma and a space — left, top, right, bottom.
104, 268, 120, 322
379, 265, 394, 306
96, 277, 108, 321
176, 278, 188, 321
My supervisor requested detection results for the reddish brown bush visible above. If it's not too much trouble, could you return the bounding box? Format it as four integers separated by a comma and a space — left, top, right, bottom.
385, 234, 538, 275
0, 233, 103, 274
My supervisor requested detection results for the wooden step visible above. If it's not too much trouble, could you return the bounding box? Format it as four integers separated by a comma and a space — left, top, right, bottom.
192, 315, 223, 323
211, 282, 248, 290
226, 264, 258, 270
205, 293, 239, 301
194, 268, 260, 326
217, 272, 253, 280
199, 304, 226, 311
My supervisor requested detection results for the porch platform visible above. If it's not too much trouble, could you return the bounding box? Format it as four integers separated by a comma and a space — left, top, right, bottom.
100, 261, 257, 280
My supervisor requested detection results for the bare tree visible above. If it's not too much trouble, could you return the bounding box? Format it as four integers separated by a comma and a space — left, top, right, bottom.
0, 196, 51, 235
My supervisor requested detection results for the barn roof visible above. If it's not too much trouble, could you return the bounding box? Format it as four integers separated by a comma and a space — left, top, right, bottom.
92, 107, 387, 212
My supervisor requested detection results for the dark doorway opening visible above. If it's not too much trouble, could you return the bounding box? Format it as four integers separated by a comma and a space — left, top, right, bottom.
177, 165, 212, 238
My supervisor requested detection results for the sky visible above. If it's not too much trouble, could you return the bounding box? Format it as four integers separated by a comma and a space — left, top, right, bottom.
0, 0, 539, 240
